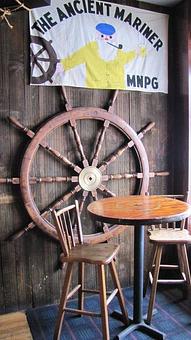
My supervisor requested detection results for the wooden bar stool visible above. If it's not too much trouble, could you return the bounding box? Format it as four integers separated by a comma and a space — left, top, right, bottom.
52, 200, 128, 340
144, 194, 191, 324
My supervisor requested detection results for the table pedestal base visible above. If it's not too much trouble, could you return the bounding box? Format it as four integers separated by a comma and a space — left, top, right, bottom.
111, 311, 165, 339
116, 320, 165, 339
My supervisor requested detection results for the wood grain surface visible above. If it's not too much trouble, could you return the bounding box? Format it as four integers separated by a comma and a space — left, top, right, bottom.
88, 196, 191, 225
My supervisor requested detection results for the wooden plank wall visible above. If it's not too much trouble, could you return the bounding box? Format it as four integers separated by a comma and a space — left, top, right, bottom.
171, 1, 190, 196
0, 0, 174, 313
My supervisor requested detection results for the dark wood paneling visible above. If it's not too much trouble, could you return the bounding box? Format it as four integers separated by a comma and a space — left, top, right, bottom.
171, 1, 190, 196
0, 1, 174, 312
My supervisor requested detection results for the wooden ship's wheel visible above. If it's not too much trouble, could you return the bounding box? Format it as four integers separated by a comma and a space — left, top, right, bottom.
2, 89, 169, 243
30, 36, 59, 84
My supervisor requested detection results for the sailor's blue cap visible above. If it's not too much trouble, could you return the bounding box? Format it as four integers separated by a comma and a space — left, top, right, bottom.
96, 23, 116, 35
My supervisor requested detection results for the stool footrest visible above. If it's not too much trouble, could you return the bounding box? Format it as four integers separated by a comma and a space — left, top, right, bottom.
149, 270, 187, 284
107, 288, 118, 306
67, 284, 81, 299
64, 307, 101, 317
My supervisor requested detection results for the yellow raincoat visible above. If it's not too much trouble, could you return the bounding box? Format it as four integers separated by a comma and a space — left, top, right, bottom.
61, 41, 142, 89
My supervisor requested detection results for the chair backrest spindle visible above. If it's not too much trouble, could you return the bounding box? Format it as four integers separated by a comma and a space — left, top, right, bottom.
75, 199, 83, 244
146, 192, 189, 231
54, 213, 69, 256
67, 210, 76, 247
61, 212, 72, 250
52, 200, 83, 256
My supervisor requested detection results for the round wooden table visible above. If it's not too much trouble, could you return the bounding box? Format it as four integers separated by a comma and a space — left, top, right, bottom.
87, 195, 191, 339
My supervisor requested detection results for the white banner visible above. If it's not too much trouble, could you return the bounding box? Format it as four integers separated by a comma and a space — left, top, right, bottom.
29, 0, 169, 93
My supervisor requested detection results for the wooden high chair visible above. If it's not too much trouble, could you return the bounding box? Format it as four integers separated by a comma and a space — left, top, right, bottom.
52, 200, 128, 340
144, 194, 191, 324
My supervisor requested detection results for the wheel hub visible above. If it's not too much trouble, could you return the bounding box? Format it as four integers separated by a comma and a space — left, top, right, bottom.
79, 166, 102, 191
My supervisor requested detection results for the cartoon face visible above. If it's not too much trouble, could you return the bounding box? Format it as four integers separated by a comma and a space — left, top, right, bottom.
99, 33, 114, 41
96, 23, 116, 43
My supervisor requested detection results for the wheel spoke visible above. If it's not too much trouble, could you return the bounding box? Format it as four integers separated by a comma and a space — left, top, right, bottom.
102, 171, 170, 181
44, 185, 82, 216
98, 184, 116, 197
10, 184, 82, 240
107, 90, 119, 113
34, 57, 55, 62
89, 190, 107, 233
69, 118, 89, 167
91, 120, 110, 167
9, 116, 81, 173
94, 179, 119, 235
99, 141, 131, 173
0, 176, 78, 184
31, 50, 36, 69
79, 191, 89, 214
91, 190, 98, 200
34, 46, 47, 59
89, 189, 113, 234
35, 59, 46, 77
45, 144, 81, 173
99, 122, 155, 172
61, 86, 73, 111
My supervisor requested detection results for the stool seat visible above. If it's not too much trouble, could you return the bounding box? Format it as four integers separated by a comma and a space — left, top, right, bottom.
149, 228, 191, 243
60, 243, 120, 264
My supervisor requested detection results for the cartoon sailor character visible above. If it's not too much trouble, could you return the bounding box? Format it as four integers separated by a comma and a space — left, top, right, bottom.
58, 23, 146, 90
